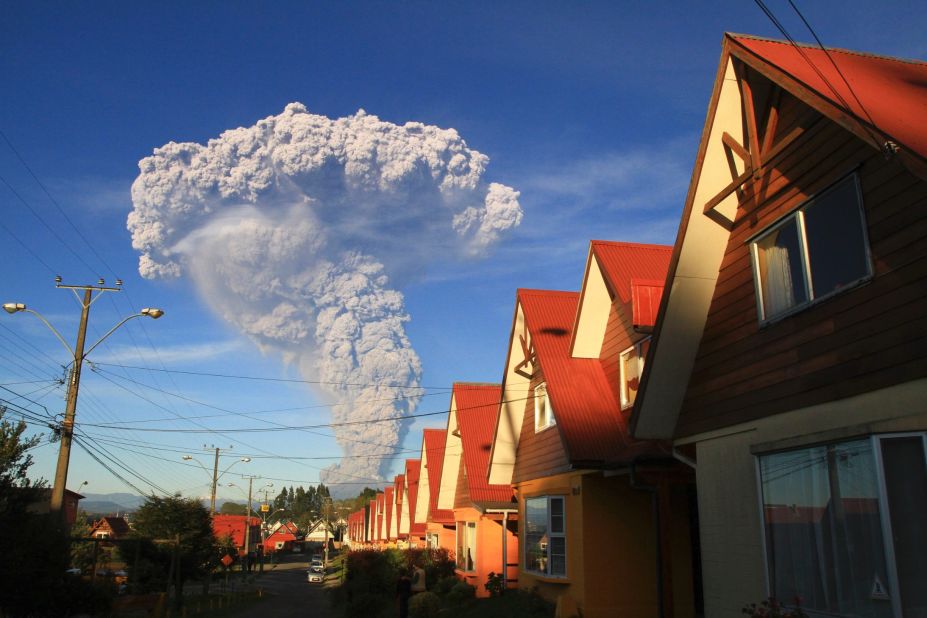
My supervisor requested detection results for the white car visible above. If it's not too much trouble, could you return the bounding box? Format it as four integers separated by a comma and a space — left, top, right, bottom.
307, 570, 323, 583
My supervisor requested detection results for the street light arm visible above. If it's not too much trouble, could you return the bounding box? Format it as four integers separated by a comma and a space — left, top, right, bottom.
20, 308, 75, 358
216, 457, 251, 482
182, 456, 212, 476
82, 311, 160, 359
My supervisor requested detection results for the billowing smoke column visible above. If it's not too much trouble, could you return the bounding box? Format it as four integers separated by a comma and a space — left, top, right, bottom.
128, 103, 522, 490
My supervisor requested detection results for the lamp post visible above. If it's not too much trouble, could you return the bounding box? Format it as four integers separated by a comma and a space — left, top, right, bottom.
182, 449, 250, 515
3, 279, 164, 516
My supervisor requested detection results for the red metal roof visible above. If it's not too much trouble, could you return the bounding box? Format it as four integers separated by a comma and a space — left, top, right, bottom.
212, 514, 261, 548
631, 279, 665, 328
423, 428, 454, 524
730, 34, 927, 160
591, 241, 671, 306
520, 289, 666, 464
384, 487, 394, 538
404, 459, 421, 532
453, 383, 516, 505
394, 474, 405, 535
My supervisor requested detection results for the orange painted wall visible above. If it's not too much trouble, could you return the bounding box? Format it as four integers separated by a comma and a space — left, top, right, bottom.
426, 521, 456, 554
453, 507, 519, 598
516, 471, 695, 618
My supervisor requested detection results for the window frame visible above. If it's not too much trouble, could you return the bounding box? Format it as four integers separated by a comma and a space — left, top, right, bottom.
619, 337, 651, 409
748, 172, 873, 324
755, 433, 927, 618
533, 382, 556, 432
456, 521, 477, 572
524, 495, 567, 578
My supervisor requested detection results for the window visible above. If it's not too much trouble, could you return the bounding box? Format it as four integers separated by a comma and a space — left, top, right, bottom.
525, 496, 566, 576
456, 521, 477, 571
758, 434, 927, 617
619, 337, 650, 409
534, 383, 556, 431
750, 174, 871, 322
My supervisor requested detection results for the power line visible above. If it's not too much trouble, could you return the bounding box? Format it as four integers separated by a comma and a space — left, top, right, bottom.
750, 0, 883, 150
92, 362, 450, 390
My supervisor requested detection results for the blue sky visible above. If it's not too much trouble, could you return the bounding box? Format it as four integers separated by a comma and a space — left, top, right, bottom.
1, 1, 923, 501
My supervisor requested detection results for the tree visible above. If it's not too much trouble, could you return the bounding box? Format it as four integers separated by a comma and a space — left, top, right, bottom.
70, 512, 96, 572
219, 501, 247, 515
0, 407, 109, 616
127, 495, 217, 608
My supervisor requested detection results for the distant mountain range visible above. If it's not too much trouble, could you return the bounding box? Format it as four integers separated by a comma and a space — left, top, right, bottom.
79, 492, 245, 515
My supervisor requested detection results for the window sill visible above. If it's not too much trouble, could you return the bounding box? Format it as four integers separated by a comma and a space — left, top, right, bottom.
524, 572, 570, 584
534, 423, 557, 435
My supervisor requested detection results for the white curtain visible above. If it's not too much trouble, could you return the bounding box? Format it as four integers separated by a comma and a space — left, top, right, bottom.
762, 245, 795, 317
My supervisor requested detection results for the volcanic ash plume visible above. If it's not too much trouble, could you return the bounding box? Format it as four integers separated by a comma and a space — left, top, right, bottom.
127, 103, 522, 489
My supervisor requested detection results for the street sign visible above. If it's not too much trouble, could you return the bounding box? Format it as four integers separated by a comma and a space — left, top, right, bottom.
261, 503, 269, 512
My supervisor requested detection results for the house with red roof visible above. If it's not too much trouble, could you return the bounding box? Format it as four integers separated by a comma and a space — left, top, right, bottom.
89, 515, 130, 540
391, 474, 405, 545
212, 514, 261, 556
263, 520, 299, 554
402, 459, 425, 547
436, 383, 518, 597
487, 242, 698, 617
631, 33, 927, 618
414, 428, 455, 551
383, 486, 395, 546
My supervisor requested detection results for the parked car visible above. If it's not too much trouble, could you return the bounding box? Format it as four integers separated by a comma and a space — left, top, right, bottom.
306, 569, 323, 583
309, 559, 324, 573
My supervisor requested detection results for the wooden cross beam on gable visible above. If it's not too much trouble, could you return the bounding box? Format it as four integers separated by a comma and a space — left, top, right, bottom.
703, 62, 817, 221
513, 333, 537, 380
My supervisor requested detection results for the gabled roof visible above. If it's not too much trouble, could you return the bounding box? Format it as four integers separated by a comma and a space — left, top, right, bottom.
404, 459, 425, 536
632, 33, 927, 440
729, 34, 927, 162
452, 383, 516, 508
571, 241, 671, 358
384, 486, 395, 539
592, 241, 672, 306
520, 289, 664, 464
91, 516, 130, 537
423, 428, 454, 524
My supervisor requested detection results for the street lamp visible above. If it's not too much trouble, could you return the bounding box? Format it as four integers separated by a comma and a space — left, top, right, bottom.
183, 452, 250, 515
3, 279, 164, 516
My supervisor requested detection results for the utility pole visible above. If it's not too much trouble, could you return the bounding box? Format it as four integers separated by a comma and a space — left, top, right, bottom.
210, 447, 220, 515
183, 446, 244, 515
323, 496, 332, 565
243, 475, 257, 576
52, 288, 92, 514
3, 279, 164, 516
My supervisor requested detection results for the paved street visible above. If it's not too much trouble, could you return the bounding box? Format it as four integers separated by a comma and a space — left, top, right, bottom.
221, 554, 340, 618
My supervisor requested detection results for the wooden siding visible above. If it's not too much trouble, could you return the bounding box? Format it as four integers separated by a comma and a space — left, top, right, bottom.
599, 299, 640, 408
512, 368, 571, 484
677, 87, 927, 437
453, 454, 471, 510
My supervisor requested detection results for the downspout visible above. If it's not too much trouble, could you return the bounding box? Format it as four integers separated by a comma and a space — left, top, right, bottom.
630, 460, 664, 618
502, 511, 508, 590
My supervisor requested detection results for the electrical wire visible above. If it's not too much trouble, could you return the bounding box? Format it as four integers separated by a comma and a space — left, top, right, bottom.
91, 362, 451, 391
750, 0, 883, 150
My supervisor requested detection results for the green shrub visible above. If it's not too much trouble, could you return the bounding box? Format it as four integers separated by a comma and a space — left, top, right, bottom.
484, 571, 504, 597
433, 575, 459, 597
410, 591, 442, 618
446, 580, 476, 605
